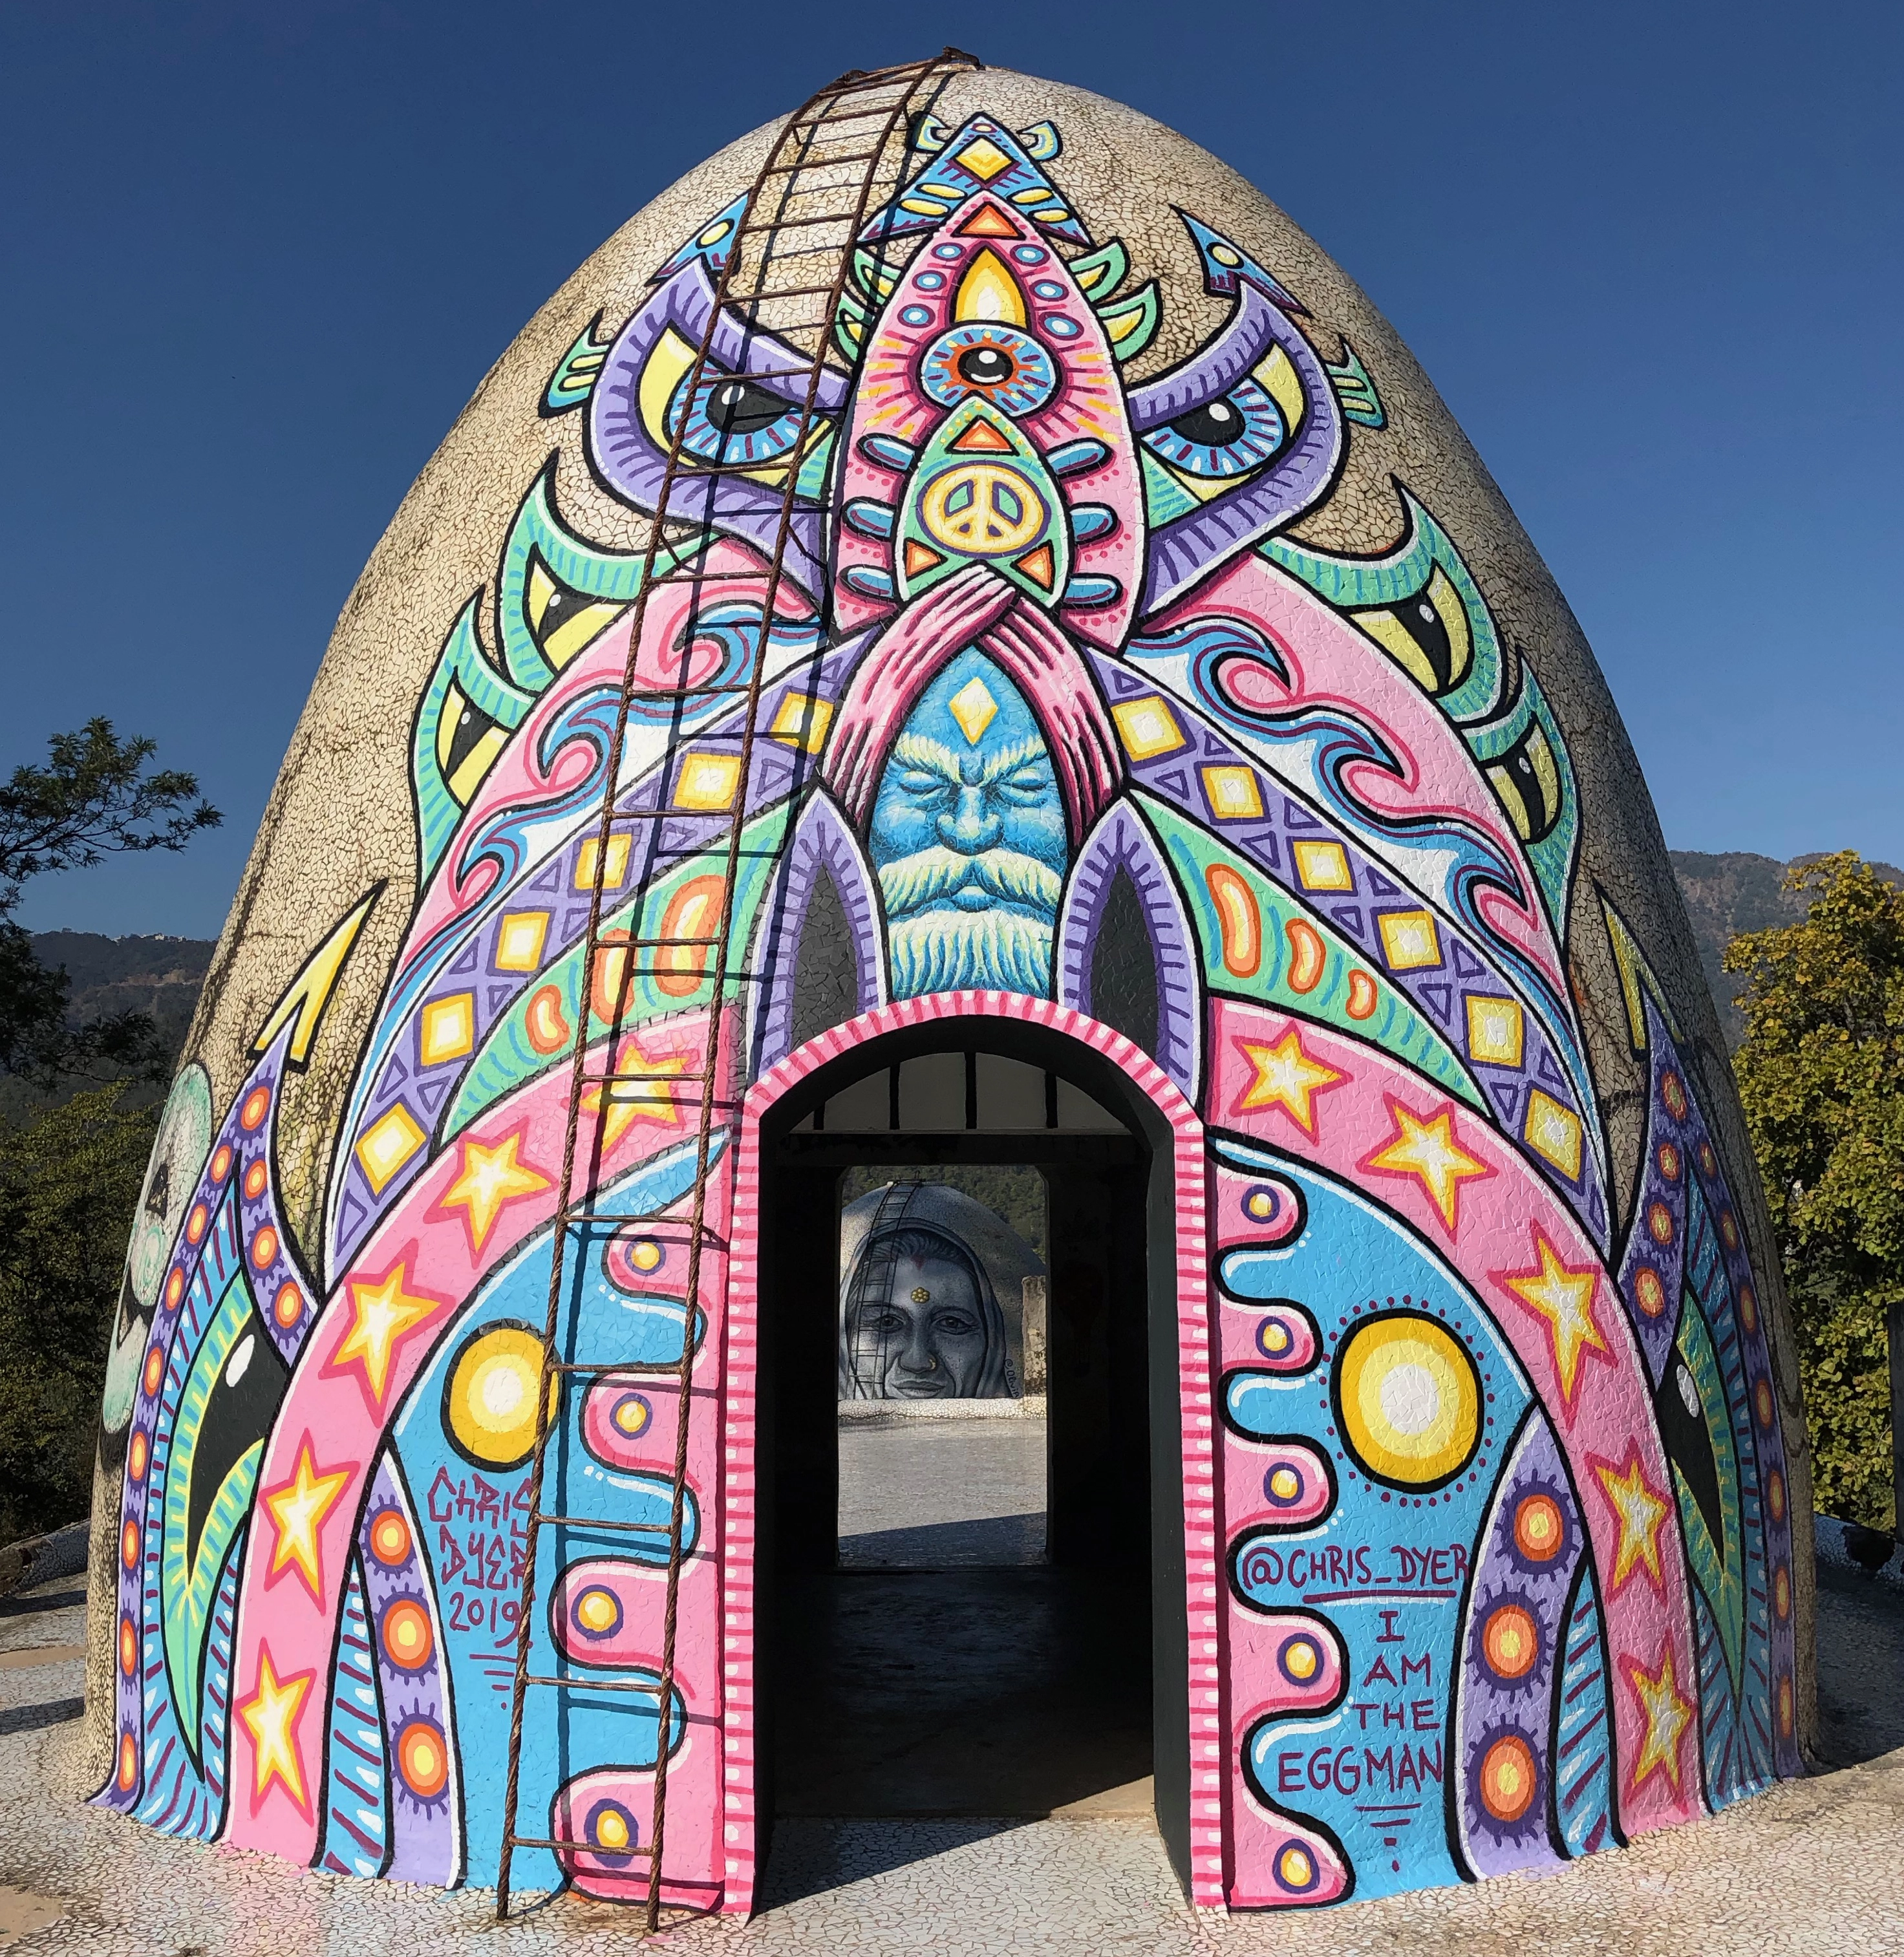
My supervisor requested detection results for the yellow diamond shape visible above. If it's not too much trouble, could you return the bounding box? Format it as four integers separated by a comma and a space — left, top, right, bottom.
494, 910, 550, 974
1292, 839, 1353, 892
948, 678, 999, 745
1111, 696, 1184, 762
356, 1106, 426, 1195
575, 834, 630, 891
769, 692, 835, 754
1466, 995, 1525, 1067
673, 751, 743, 811
956, 135, 1014, 181
419, 993, 475, 1068
1201, 765, 1263, 821
1524, 1089, 1584, 1181
1376, 908, 1442, 971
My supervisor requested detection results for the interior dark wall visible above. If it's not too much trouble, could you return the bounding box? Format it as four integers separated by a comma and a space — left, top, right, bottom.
1043, 1160, 1151, 1569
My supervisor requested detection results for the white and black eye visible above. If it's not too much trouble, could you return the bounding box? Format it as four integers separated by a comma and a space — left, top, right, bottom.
919, 323, 1058, 416
667, 370, 805, 464
1354, 565, 1475, 698
1142, 376, 1286, 477
434, 681, 508, 805
1486, 718, 1564, 845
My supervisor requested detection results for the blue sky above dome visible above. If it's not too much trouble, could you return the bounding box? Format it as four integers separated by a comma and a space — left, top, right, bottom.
3, 0, 1898, 934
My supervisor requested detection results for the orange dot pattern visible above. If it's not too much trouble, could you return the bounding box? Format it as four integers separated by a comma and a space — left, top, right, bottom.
1481, 1604, 1538, 1680
369, 1508, 413, 1567
1479, 1733, 1537, 1822
1512, 1493, 1564, 1564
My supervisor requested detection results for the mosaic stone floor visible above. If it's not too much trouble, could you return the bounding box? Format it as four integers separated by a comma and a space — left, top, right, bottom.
6, 1514, 1903, 1954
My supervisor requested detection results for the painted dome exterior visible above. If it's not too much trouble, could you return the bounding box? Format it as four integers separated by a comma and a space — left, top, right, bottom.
85, 61, 1813, 1916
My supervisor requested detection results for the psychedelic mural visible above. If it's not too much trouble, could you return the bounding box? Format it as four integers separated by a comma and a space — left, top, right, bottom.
90, 63, 1806, 1920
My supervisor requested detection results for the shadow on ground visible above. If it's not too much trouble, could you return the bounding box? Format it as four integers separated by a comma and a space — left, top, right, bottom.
1813, 1561, 1904, 1766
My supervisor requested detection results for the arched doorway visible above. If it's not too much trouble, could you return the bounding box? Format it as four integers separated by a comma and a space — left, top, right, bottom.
721, 994, 1217, 1911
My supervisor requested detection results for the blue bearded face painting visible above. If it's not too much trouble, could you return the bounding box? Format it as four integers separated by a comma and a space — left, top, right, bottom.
870, 648, 1067, 998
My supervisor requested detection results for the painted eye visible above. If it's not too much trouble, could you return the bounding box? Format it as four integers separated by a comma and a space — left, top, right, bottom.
434, 682, 508, 805
959, 346, 1013, 385
524, 551, 626, 672
667, 370, 804, 465
999, 764, 1052, 803
1354, 566, 1474, 697
1487, 717, 1563, 844
919, 324, 1057, 416
1142, 376, 1286, 477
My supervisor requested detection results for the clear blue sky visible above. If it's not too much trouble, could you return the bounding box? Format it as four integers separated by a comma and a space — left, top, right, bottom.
5, 0, 1899, 937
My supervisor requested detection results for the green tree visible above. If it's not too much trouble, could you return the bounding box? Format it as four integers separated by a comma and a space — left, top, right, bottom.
1726, 851, 1904, 1529
0, 722, 221, 1539
1, 718, 220, 1085
0, 1085, 156, 1540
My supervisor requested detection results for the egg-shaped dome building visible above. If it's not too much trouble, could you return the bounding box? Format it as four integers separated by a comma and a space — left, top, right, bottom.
85, 51, 1813, 1921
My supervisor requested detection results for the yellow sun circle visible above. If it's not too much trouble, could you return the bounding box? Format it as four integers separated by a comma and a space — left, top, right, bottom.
1334, 1313, 1479, 1488
445, 1325, 555, 1469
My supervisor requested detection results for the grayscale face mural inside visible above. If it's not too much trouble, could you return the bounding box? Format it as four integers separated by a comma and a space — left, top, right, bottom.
837, 1182, 1042, 1399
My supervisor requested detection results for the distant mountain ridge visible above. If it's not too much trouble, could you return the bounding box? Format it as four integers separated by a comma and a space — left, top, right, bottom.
26, 853, 1899, 1069
27, 930, 216, 1062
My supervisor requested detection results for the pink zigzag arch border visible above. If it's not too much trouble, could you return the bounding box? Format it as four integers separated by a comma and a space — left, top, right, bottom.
720, 990, 1221, 1913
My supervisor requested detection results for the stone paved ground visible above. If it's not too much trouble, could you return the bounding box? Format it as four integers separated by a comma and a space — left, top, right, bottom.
5, 1473, 1903, 1953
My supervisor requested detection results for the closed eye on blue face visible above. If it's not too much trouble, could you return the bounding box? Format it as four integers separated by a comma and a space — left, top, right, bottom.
1142, 374, 1287, 478
995, 762, 1054, 806
665, 369, 806, 466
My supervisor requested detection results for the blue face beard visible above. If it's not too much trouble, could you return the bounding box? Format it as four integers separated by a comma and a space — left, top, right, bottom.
879, 845, 1062, 997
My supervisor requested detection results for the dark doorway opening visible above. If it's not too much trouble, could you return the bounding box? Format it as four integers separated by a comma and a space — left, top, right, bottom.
750, 1017, 1192, 1890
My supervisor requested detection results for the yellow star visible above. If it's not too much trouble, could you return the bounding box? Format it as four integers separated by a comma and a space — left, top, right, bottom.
332, 1261, 444, 1409
1622, 1640, 1692, 1797
239, 1643, 315, 1816
1497, 1230, 1612, 1411
1234, 1029, 1345, 1137
583, 1040, 691, 1151
1592, 1446, 1671, 1594
435, 1129, 551, 1255
1362, 1099, 1492, 1234
262, 1440, 353, 1601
